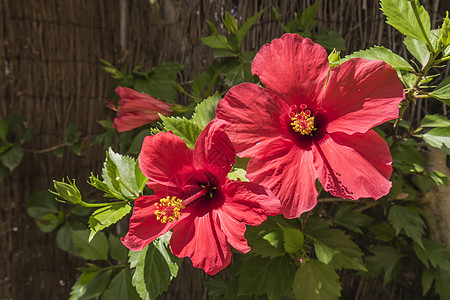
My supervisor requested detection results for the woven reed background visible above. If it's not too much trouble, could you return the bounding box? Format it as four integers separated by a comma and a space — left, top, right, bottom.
0, 0, 448, 299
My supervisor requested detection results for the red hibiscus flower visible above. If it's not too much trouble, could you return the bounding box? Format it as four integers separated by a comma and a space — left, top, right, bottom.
121, 119, 280, 275
216, 33, 405, 218
107, 86, 173, 132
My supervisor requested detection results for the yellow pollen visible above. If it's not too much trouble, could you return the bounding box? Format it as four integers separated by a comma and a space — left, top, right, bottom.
291, 111, 316, 136
154, 196, 185, 223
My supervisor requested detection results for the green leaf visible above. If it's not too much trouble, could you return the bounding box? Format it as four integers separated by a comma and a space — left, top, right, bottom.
0, 145, 23, 171
338, 46, 413, 71
109, 234, 129, 263
365, 245, 402, 285
430, 82, 450, 105
423, 127, 450, 155
388, 205, 426, 245
380, 0, 431, 44
235, 9, 265, 43
392, 141, 425, 172
34, 213, 62, 232
69, 268, 112, 300
278, 223, 304, 253
333, 204, 373, 234
404, 36, 430, 66
71, 229, 109, 261
27, 190, 59, 219
305, 226, 366, 271
314, 241, 338, 264
159, 115, 202, 149
299, 1, 321, 31
421, 267, 434, 296
89, 204, 131, 241
223, 12, 238, 35
292, 260, 341, 300
221, 60, 254, 87
129, 244, 174, 300
154, 234, 181, 278
368, 221, 396, 242
191, 93, 221, 129
245, 216, 287, 258
315, 31, 346, 51
200, 34, 229, 49
101, 269, 140, 300
127, 129, 150, 154
421, 114, 450, 128
434, 267, 450, 300
238, 255, 294, 299
413, 238, 450, 270
0, 119, 7, 141
227, 167, 249, 182
57, 222, 81, 255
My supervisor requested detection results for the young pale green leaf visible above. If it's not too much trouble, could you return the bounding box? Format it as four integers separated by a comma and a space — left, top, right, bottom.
421, 115, 450, 128
404, 36, 429, 66
338, 46, 413, 71
200, 34, 229, 49
388, 205, 426, 245
238, 255, 294, 299
413, 238, 450, 270
159, 115, 202, 149
292, 260, 341, 300
314, 241, 338, 264
227, 167, 249, 182
107, 148, 143, 197
278, 223, 304, 253
245, 216, 287, 258
71, 229, 109, 261
89, 204, 131, 241
381, 0, 431, 44
69, 268, 112, 300
129, 244, 173, 300
235, 9, 265, 43
0, 145, 23, 171
422, 127, 450, 155
101, 269, 140, 300
333, 204, 373, 234
365, 245, 403, 285
191, 92, 221, 128
223, 12, 238, 35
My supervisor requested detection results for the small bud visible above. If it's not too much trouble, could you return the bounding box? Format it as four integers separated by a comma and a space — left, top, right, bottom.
328, 49, 341, 66
52, 179, 82, 204
439, 12, 450, 47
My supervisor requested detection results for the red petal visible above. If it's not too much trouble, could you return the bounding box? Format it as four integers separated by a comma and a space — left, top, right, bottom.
139, 132, 194, 187
121, 195, 189, 251
170, 212, 231, 275
213, 211, 250, 253
313, 130, 393, 200
321, 59, 405, 134
251, 33, 329, 107
246, 139, 318, 218
193, 119, 235, 180
216, 83, 291, 157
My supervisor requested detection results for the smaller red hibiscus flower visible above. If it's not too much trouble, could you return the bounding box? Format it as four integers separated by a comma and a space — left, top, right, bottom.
122, 119, 280, 275
107, 86, 173, 132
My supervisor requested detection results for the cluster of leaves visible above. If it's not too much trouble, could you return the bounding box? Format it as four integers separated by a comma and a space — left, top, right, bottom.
25, 0, 450, 299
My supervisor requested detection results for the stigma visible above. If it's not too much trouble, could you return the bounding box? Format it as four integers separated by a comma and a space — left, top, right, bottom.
154, 196, 185, 223
289, 104, 316, 136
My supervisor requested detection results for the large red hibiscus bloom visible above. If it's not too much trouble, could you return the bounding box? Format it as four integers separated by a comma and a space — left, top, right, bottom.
107, 86, 173, 132
122, 120, 280, 275
216, 33, 405, 218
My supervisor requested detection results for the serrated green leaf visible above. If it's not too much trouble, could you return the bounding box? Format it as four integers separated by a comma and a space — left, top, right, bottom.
365, 245, 402, 285
159, 115, 202, 149
0, 145, 23, 171
235, 9, 265, 43
191, 93, 221, 128
423, 127, 450, 155
392, 141, 425, 172
292, 260, 341, 300
333, 204, 373, 234
434, 267, 450, 299
238, 255, 294, 299
413, 238, 450, 270
305, 226, 366, 271
430, 82, 450, 105
388, 205, 425, 245
101, 269, 140, 300
69, 268, 112, 300
109, 234, 129, 263
368, 221, 396, 242
314, 241, 338, 264
338, 46, 413, 71
227, 167, 248, 182
107, 148, 142, 197
278, 223, 304, 253
89, 204, 131, 240
315, 31, 346, 50
381, 0, 431, 44
404, 36, 429, 66
221, 60, 254, 87
245, 216, 286, 258
129, 244, 173, 300
421, 115, 450, 128
71, 229, 109, 261
200, 34, 229, 49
